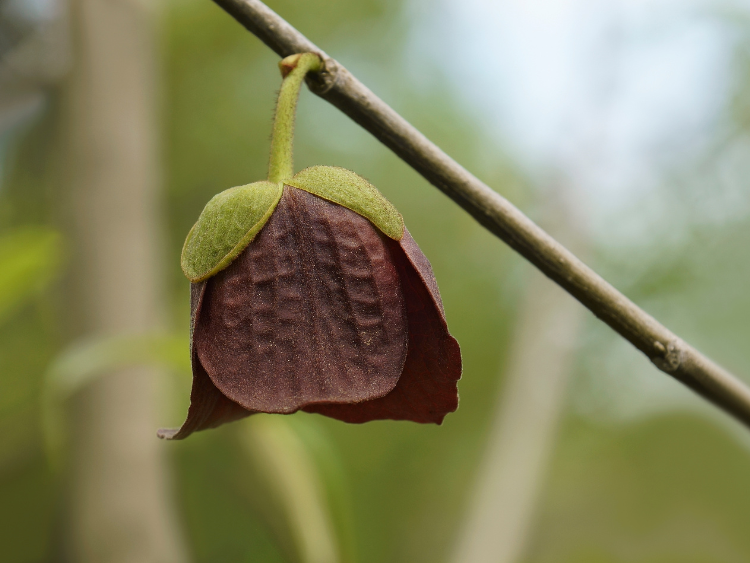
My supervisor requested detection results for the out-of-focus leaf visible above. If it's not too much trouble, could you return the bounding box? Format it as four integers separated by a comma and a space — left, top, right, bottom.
285, 416, 358, 563
0, 226, 62, 324
41, 333, 190, 461
45, 333, 190, 396
240, 415, 342, 563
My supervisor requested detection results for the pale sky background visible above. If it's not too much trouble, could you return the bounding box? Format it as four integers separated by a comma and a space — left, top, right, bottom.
407, 0, 740, 222
405, 0, 750, 427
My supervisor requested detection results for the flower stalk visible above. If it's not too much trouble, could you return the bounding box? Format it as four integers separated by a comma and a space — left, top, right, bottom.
267, 53, 322, 183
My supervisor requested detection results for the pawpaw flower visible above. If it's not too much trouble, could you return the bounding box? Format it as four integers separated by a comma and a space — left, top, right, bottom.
158, 54, 461, 440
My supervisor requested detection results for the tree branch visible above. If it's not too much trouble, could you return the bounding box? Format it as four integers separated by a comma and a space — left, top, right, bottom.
212, 0, 750, 429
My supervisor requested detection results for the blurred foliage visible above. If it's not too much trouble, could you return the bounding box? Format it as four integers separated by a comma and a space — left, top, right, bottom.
529, 414, 750, 563
239, 416, 344, 563
0, 226, 61, 324
41, 332, 190, 461
0, 226, 62, 562
2, 0, 750, 562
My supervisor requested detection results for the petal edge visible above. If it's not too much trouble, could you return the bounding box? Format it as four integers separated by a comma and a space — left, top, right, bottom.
304, 228, 461, 423
158, 281, 252, 440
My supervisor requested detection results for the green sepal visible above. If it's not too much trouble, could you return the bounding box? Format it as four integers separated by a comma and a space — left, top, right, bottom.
286, 166, 404, 240
181, 181, 283, 282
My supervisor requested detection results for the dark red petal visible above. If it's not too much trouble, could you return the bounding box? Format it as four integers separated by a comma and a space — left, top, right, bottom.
158, 282, 251, 440
304, 228, 462, 424
193, 187, 409, 414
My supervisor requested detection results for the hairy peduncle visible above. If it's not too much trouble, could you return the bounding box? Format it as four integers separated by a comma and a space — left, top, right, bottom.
267, 53, 322, 183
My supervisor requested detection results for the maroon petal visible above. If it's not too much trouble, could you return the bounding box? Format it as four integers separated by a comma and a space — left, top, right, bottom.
193, 187, 409, 414
158, 282, 251, 440
304, 228, 462, 424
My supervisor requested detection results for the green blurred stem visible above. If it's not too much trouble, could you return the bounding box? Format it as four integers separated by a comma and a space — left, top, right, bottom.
268, 53, 322, 183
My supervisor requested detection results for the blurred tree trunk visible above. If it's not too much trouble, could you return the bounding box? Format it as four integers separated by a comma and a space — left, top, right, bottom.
450, 183, 586, 563
60, 0, 188, 561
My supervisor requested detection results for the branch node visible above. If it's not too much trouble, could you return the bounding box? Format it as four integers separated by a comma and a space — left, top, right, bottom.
305, 56, 340, 96
651, 339, 684, 373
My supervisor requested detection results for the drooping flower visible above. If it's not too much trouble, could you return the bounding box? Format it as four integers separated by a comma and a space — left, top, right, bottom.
158, 54, 461, 440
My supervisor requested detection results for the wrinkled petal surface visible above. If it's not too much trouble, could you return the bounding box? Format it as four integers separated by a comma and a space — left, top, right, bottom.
304, 228, 462, 423
194, 187, 409, 413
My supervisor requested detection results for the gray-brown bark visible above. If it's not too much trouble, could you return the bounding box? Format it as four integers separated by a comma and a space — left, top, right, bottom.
211, 0, 750, 430
61, 0, 188, 561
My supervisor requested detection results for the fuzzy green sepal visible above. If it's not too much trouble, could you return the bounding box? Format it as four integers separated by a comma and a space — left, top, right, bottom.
286, 166, 404, 240
181, 181, 283, 282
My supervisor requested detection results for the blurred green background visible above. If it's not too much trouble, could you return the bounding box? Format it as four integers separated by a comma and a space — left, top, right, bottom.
2, 0, 750, 562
